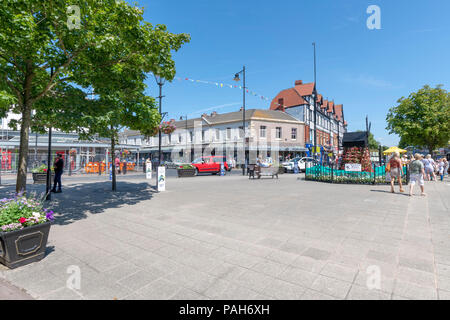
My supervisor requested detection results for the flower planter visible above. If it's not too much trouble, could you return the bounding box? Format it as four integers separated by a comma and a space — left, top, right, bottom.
32, 173, 54, 184
0, 222, 51, 269
177, 169, 196, 177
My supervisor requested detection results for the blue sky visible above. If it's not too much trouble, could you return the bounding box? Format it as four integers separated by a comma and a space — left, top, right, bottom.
139, 0, 449, 146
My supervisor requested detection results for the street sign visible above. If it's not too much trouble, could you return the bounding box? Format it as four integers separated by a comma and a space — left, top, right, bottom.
345, 164, 362, 172
157, 166, 166, 191
109, 164, 112, 180
146, 160, 152, 180
220, 163, 225, 176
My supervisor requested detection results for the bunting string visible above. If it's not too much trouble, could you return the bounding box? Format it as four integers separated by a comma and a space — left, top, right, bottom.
173, 76, 299, 111
171, 76, 343, 125
174, 76, 270, 101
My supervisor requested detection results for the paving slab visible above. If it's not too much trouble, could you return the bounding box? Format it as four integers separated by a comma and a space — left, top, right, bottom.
0, 173, 448, 300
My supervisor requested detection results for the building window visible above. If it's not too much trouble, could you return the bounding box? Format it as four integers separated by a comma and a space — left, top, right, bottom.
178, 134, 182, 143
190, 131, 193, 142
202, 130, 205, 142
227, 128, 231, 140
291, 128, 297, 140
168, 134, 172, 144
260, 126, 266, 138
278, 98, 284, 106
215, 129, 220, 140
276, 127, 282, 139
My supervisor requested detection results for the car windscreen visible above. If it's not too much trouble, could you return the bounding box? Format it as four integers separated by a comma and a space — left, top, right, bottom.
192, 158, 204, 164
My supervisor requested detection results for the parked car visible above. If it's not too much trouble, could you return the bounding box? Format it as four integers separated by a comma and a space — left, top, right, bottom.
282, 157, 318, 173
164, 161, 184, 169
191, 156, 231, 175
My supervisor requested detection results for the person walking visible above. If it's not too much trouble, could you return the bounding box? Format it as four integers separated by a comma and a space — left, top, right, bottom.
438, 158, 445, 181
444, 158, 449, 177
423, 154, 436, 181
51, 154, 64, 193
122, 159, 127, 175
389, 152, 405, 193
409, 154, 426, 196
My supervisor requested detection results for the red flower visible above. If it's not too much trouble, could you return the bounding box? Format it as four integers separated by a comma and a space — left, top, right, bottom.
19, 217, 27, 224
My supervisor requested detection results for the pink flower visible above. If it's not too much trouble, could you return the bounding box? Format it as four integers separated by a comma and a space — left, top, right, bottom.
19, 217, 27, 224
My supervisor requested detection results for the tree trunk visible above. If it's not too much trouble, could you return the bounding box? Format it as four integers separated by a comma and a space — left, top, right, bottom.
111, 133, 117, 192
15, 102, 32, 193
15, 62, 34, 193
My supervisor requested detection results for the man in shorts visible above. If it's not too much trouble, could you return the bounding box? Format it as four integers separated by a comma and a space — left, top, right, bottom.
409, 154, 426, 196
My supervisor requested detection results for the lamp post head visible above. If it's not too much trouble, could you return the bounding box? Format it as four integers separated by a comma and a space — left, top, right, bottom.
233, 74, 240, 82
154, 73, 166, 85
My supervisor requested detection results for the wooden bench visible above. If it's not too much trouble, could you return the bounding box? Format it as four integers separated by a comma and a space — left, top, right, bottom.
252, 166, 279, 179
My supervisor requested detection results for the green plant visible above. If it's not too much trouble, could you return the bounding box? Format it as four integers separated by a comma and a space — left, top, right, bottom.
0, 192, 54, 233
31, 164, 54, 174
179, 164, 195, 170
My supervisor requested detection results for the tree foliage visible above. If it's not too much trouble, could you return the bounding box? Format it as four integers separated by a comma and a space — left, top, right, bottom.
386, 85, 450, 154
0, 0, 190, 191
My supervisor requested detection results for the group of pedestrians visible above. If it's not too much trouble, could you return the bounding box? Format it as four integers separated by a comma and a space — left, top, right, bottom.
388, 151, 449, 197
421, 154, 449, 182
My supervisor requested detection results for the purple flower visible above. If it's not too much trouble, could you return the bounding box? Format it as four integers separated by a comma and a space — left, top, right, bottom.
45, 210, 55, 221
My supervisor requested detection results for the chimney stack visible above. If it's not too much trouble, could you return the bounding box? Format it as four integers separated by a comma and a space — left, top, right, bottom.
239, 107, 244, 112
295, 80, 303, 86
211, 111, 217, 117
201, 113, 208, 118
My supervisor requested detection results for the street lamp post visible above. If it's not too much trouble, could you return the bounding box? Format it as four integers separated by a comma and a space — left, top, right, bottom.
233, 66, 246, 176
312, 43, 318, 161
154, 74, 166, 190
46, 67, 54, 201
154, 74, 166, 169
45, 126, 52, 201
180, 115, 188, 162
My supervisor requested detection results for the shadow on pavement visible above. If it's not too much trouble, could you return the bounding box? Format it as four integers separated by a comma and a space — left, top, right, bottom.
370, 189, 411, 197
0, 181, 156, 226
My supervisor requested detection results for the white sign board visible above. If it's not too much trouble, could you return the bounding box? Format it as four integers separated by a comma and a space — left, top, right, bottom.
146, 161, 152, 180
157, 166, 166, 192
345, 164, 362, 172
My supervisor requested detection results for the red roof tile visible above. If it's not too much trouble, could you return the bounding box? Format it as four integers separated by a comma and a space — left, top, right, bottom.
334, 104, 343, 121
270, 88, 307, 111
294, 82, 315, 97
327, 101, 334, 114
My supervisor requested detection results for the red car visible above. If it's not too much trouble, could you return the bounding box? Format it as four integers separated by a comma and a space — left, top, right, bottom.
191, 156, 231, 175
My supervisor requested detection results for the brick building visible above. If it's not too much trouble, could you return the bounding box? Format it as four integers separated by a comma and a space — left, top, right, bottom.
270, 80, 348, 155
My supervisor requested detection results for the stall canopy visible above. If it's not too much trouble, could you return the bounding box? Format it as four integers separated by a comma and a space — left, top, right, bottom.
342, 132, 368, 148
383, 146, 407, 155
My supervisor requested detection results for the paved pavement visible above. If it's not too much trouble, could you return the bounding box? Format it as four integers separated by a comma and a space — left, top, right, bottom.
0, 168, 243, 185
0, 172, 449, 300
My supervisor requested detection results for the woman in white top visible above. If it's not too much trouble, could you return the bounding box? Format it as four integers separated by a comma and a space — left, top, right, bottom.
424, 154, 437, 181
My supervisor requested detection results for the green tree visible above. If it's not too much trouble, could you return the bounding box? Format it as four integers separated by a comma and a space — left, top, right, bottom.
386, 85, 450, 155
80, 90, 160, 192
0, 0, 189, 192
